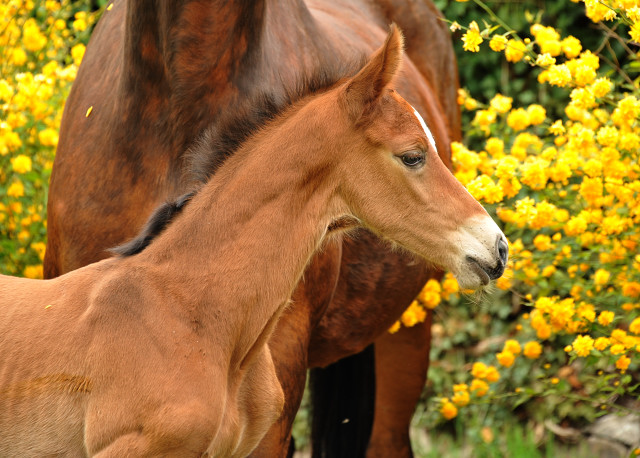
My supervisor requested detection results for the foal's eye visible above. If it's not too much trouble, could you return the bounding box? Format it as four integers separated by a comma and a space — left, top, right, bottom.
399, 151, 425, 169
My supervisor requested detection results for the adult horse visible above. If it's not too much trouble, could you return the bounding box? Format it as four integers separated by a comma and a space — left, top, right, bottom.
1, 28, 506, 456
45, 1, 461, 455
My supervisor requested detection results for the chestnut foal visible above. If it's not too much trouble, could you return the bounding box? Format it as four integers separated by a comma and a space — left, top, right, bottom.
0, 27, 506, 457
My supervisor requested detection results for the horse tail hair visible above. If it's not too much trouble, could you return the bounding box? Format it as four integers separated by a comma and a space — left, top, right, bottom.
309, 344, 376, 458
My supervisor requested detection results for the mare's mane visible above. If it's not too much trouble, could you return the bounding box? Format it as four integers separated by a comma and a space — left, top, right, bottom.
112, 57, 366, 257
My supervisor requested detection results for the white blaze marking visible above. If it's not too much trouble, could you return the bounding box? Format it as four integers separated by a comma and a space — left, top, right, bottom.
412, 107, 437, 153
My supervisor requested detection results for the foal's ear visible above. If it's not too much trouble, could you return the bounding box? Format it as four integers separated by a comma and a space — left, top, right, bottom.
341, 24, 404, 122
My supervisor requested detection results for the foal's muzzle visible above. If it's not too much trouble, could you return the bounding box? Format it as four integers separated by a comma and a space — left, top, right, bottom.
465, 235, 508, 285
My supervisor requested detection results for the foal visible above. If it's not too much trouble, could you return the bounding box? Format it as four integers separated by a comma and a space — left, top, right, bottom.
0, 27, 506, 456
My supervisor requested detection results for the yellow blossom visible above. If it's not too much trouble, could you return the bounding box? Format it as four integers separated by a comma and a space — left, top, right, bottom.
485, 365, 500, 383
440, 400, 458, 420
11, 155, 32, 174
71, 43, 86, 66
549, 120, 565, 135
572, 335, 594, 357
507, 108, 530, 131
594, 337, 610, 351
418, 279, 441, 309
496, 350, 515, 368
527, 104, 546, 125
471, 361, 488, 379
562, 36, 582, 58
23, 265, 43, 279
462, 21, 483, 52
489, 35, 507, 52
523, 341, 542, 359
490, 94, 513, 113
547, 64, 572, 87
505, 39, 526, 63
616, 355, 630, 372
593, 269, 611, 286
470, 378, 489, 396
7, 180, 25, 197
451, 390, 470, 407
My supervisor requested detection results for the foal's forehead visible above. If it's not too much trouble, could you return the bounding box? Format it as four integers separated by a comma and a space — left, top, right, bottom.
389, 91, 438, 153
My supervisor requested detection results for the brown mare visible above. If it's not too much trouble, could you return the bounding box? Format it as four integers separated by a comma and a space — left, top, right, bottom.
1, 28, 506, 456
44, 1, 462, 456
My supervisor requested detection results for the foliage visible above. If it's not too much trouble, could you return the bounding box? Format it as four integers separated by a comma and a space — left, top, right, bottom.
391, 0, 640, 450
0, 0, 98, 277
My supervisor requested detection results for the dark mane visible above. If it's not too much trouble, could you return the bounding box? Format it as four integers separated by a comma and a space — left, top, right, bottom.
186, 57, 367, 184
112, 56, 366, 257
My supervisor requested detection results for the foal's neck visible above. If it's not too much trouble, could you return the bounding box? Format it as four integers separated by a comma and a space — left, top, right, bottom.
137, 99, 344, 365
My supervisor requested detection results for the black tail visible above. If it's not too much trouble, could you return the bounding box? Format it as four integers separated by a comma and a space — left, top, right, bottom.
310, 344, 376, 458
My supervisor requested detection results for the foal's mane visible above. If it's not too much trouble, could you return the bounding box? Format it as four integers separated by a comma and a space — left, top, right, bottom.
112, 57, 366, 257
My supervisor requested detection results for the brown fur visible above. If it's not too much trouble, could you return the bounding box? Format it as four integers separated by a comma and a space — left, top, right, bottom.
1, 30, 498, 456
45, 1, 462, 456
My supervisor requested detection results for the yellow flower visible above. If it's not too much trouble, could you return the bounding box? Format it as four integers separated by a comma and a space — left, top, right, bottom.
388, 321, 401, 334
597, 311, 614, 326
451, 390, 470, 407
562, 36, 582, 58
505, 39, 526, 63
535, 53, 556, 67
470, 378, 489, 397
527, 104, 546, 125
490, 94, 513, 113
593, 269, 610, 286
547, 122, 565, 139
630, 21, 640, 43
523, 341, 542, 359
572, 335, 594, 357
580, 177, 603, 206
11, 48, 27, 66
11, 155, 32, 174
485, 365, 500, 383
441, 274, 459, 296
591, 77, 612, 97
23, 18, 47, 52
629, 318, 640, 335
489, 35, 507, 52
38, 128, 59, 147
504, 339, 522, 355
496, 350, 515, 368
418, 279, 441, 309
616, 355, 631, 372
471, 361, 488, 379
71, 43, 86, 66
7, 180, 25, 197
594, 337, 610, 351
73, 18, 88, 32
440, 400, 458, 420
462, 21, 483, 52
23, 265, 43, 279
507, 108, 530, 131
401, 300, 427, 327
533, 234, 553, 251
547, 64, 572, 87
485, 137, 504, 157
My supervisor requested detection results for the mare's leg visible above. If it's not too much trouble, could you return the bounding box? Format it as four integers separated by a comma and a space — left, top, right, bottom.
366, 315, 432, 458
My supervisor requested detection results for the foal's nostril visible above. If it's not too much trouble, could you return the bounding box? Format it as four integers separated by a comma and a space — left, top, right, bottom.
496, 237, 509, 266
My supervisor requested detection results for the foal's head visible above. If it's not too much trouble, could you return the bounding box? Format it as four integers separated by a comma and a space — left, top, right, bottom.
320, 25, 508, 290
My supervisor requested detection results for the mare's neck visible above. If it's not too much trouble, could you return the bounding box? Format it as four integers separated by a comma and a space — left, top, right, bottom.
136, 100, 343, 366
119, 0, 330, 156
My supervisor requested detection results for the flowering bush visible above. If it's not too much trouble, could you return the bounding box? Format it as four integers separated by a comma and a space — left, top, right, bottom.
0, 0, 96, 277
393, 0, 640, 443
